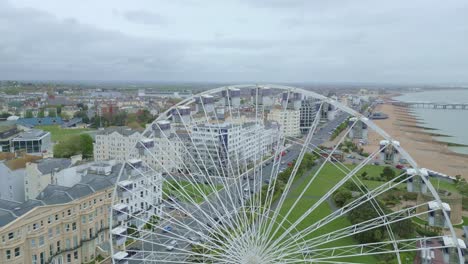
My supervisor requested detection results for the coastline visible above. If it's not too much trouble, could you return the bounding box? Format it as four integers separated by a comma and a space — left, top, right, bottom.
364, 100, 468, 178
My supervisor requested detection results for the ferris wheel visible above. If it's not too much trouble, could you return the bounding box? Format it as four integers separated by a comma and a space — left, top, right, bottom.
110, 85, 465, 264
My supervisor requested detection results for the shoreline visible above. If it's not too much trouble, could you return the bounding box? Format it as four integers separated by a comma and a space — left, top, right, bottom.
365, 100, 468, 178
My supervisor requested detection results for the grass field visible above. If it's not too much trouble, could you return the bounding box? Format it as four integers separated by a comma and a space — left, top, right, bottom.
265, 163, 389, 263
37, 125, 92, 142
163, 180, 222, 204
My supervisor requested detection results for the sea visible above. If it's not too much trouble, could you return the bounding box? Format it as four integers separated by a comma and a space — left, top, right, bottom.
394, 89, 468, 155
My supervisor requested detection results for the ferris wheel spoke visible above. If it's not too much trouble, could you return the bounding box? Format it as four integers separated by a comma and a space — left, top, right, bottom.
267, 119, 385, 249
151, 114, 250, 237
113, 183, 234, 253
278, 202, 432, 256
111, 85, 462, 264
289, 139, 403, 263
300, 236, 448, 262
128, 148, 240, 240
195, 98, 256, 238
272, 170, 412, 253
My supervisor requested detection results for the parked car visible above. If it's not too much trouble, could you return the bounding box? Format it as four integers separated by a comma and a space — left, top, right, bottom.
163, 226, 173, 233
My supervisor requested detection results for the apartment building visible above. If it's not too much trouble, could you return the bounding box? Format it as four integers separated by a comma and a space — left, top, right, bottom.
0, 160, 162, 264
268, 108, 301, 137
0, 154, 42, 202
93, 127, 141, 162
189, 122, 278, 177
300, 98, 320, 134
24, 157, 86, 201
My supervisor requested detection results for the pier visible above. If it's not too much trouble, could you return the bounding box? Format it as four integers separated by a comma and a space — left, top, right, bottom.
392, 101, 468, 110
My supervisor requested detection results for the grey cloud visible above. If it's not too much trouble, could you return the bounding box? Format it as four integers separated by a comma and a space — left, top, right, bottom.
1, 0, 468, 83
0, 2, 185, 81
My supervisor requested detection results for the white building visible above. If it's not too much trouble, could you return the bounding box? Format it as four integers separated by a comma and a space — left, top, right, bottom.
268, 108, 301, 137
24, 158, 73, 200
115, 159, 163, 230
190, 122, 278, 177
11, 129, 52, 156
93, 127, 141, 162
300, 98, 320, 134
0, 154, 42, 202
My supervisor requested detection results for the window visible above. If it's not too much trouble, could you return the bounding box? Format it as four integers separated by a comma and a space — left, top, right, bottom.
14, 247, 20, 257
8, 232, 14, 240
74, 251, 78, 260
67, 209, 71, 216
89, 214, 93, 222
31, 238, 36, 247
73, 236, 78, 247
40, 220, 44, 227
40, 252, 45, 264
56, 241, 61, 252
6, 249, 11, 259
81, 216, 86, 224
48, 228, 53, 238
55, 214, 59, 221
66, 239, 70, 250
72, 222, 76, 231
48, 216, 52, 224
33, 223, 38, 230
49, 244, 53, 256
67, 253, 71, 263
56, 226, 61, 235
32, 254, 37, 264
65, 223, 70, 232
39, 236, 44, 246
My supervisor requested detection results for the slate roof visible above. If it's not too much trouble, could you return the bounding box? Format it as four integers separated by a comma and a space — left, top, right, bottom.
0, 199, 44, 227
13, 129, 50, 140
17, 117, 64, 127
0, 162, 132, 227
61, 117, 83, 128
36, 158, 72, 174
96, 126, 140, 136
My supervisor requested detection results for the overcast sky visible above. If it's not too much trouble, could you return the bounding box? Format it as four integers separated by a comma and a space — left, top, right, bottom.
1, 0, 468, 84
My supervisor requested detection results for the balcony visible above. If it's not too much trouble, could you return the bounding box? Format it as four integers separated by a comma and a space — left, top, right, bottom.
118, 180, 134, 198
113, 203, 129, 222
112, 226, 127, 246
113, 251, 129, 264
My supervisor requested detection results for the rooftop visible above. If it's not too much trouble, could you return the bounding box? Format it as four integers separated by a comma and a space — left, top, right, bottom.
96, 126, 140, 136
4, 155, 42, 170
35, 158, 72, 174
17, 117, 64, 128
12, 129, 50, 140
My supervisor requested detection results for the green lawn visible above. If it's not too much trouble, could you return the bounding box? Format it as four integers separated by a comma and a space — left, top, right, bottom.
267, 163, 390, 263
37, 125, 92, 142
163, 180, 223, 204
429, 178, 458, 193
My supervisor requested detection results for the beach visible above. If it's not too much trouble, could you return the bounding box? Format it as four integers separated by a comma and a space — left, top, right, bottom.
364, 102, 468, 178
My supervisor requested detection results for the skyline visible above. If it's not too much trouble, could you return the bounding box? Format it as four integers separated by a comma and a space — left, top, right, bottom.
1, 0, 468, 84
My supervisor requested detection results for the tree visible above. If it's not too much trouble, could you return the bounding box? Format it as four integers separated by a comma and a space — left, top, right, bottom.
25, 109, 34, 118
60, 112, 71, 120
79, 134, 93, 159
0, 112, 11, 118
73, 111, 90, 123
53, 134, 93, 159
333, 188, 352, 207
381, 166, 396, 181
37, 109, 45, 118
48, 108, 57, 117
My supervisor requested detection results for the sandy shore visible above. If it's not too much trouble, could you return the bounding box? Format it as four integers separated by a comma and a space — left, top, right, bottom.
363, 102, 468, 178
